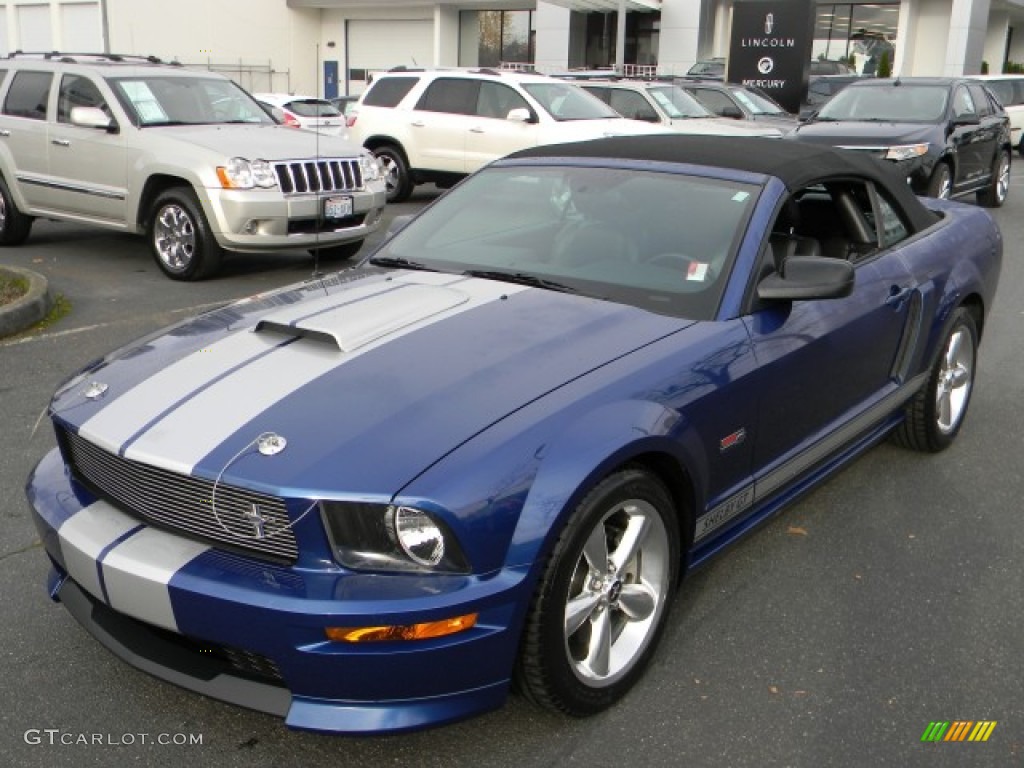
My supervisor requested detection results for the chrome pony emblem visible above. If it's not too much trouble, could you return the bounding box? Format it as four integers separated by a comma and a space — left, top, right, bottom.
243, 504, 270, 539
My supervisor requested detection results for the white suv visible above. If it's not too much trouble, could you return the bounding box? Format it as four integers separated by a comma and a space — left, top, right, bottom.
0, 53, 386, 280
348, 68, 668, 202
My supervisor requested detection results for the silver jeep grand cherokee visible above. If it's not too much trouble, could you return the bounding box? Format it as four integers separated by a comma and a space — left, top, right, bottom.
0, 53, 386, 280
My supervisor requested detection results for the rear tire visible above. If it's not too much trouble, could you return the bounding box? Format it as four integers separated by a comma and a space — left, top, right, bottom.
892, 307, 977, 453
976, 149, 1010, 208
515, 468, 679, 716
149, 188, 223, 281
0, 175, 33, 245
373, 145, 413, 203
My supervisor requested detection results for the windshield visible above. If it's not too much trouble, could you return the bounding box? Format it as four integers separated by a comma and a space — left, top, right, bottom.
648, 86, 711, 118
369, 164, 758, 320
108, 76, 276, 126
688, 60, 725, 77
731, 87, 788, 116
521, 83, 620, 120
817, 84, 949, 122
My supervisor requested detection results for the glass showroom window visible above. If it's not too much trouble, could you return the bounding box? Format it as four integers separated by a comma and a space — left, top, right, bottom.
813, 3, 899, 75
459, 10, 536, 68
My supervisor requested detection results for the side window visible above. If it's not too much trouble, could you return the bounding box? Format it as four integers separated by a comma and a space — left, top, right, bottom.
952, 86, 977, 119
607, 90, 658, 122
475, 82, 530, 119
986, 79, 1014, 106
873, 189, 910, 248
581, 86, 610, 105
58, 75, 109, 123
361, 76, 418, 108
967, 84, 993, 117
690, 88, 734, 116
3, 70, 53, 120
415, 78, 479, 115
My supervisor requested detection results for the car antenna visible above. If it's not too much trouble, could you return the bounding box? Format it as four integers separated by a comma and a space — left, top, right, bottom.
310, 42, 327, 292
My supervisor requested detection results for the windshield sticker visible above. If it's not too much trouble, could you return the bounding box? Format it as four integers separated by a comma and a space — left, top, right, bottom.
687, 262, 709, 281
732, 191, 750, 202
119, 81, 168, 123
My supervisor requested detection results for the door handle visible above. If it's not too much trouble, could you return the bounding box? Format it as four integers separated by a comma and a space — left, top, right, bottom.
885, 285, 912, 308
469, 127, 485, 133
0, 129, 9, 137
51, 139, 71, 147
410, 120, 425, 128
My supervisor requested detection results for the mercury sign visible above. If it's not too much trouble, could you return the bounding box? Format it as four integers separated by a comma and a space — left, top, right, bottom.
727, 0, 815, 114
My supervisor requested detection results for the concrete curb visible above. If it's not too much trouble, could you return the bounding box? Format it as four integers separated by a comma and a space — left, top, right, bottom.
0, 265, 53, 338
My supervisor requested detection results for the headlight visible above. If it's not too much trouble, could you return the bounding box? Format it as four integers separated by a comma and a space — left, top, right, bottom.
359, 151, 382, 182
321, 501, 470, 573
885, 143, 929, 161
216, 157, 278, 189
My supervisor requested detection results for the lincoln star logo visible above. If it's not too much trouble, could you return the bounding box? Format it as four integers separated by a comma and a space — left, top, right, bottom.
243, 504, 270, 539
765, 13, 774, 35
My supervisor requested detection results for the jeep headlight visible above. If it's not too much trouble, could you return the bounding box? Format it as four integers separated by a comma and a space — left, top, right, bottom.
216, 157, 278, 189
359, 151, 382, 183
321, 501, 470, 573
885, 143, 929, 161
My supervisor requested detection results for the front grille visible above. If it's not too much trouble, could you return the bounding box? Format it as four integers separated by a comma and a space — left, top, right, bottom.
61, 428, 298, 563
273, 158, 363, 195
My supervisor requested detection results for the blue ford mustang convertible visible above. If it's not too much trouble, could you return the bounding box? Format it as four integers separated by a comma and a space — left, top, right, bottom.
27, 136, 1002, 734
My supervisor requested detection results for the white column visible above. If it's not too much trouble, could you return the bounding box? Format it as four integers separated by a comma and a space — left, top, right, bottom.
983, 9, 1009, 72
659, 0, 705, 76
944, 0, 991, 75
534, 1, 572, 73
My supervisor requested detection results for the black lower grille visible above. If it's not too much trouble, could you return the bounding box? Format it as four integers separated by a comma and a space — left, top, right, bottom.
60, 427, 298, 563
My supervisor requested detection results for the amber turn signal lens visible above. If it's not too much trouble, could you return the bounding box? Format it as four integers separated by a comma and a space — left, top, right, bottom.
325, 613, 478, 643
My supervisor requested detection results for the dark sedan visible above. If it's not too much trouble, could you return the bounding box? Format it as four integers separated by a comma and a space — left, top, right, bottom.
789, 77, 1011, 206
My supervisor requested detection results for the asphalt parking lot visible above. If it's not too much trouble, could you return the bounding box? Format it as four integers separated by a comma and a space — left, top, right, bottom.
1, 175, 1023, 768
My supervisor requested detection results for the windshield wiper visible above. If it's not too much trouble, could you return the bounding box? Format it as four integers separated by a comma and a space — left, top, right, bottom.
368, 256, 433, 271
462, 269, 579, 294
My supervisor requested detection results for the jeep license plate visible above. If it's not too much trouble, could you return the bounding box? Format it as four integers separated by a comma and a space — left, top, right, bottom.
324, 196, 352, 219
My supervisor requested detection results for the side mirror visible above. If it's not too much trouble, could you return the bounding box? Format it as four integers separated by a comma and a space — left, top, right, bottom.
507, 107, 534, 123
757, 256, 855, 301
70, 106, 115, 132
951, 114, 980, 127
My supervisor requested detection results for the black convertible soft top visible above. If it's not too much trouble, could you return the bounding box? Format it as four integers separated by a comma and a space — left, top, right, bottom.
507, 135, 939, 232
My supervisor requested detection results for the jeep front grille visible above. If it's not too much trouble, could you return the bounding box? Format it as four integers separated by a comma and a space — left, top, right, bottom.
60, 427, 299, 563
273, 158, 363, 195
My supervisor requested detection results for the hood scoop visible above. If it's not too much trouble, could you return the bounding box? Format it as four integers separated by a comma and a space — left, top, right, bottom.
254, 282, 469, 352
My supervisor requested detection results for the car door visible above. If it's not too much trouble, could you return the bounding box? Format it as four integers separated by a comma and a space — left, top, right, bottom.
45, 73, 128, 223
463, 81, 539, 172
409, 78, 477, 173
742, 180, 919, 496
949, 84, 988, 186
0, 70, 54, 211
966, 83, 1005, 174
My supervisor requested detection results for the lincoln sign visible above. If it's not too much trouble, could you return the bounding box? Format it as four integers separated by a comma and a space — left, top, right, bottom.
726, 0, 815, 114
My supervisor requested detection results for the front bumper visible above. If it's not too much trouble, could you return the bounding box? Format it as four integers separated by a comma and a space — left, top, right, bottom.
27, 449, 528, 734
202, 180, 387, 253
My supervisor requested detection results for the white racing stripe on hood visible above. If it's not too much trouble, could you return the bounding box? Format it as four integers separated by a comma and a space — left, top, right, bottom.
77, 274, 420, 454
123, 276, 527, 475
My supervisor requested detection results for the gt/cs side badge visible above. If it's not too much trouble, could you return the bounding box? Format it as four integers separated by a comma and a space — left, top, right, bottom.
720, 428, 746, 452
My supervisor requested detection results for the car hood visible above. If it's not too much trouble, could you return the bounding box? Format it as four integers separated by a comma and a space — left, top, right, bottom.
790, 120, 935, 147
540, 117, 669, 141
667, 117, 782, 137
149, 123, 363, 159
51, 269, 691, 497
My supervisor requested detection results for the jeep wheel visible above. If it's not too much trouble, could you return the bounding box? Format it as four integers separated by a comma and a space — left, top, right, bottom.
309, 239, 364, 262
0, 175, 34, 245
150, 188, 223, 281
373, 146, 413, 203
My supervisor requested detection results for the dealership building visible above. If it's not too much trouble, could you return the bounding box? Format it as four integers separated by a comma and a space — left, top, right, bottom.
2, 0, 1023, 97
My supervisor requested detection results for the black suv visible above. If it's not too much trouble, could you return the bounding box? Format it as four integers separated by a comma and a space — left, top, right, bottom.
789, 77, 1011, 206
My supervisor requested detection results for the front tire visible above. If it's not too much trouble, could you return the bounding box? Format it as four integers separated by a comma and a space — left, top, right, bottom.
0, 175, 33, 245
927, 162, 952, 199
893, 307, 977, 452
373, 145, 413, 203
976, 149, 1010, 208
149, 188, 223, 281
516, 468, 679, 716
